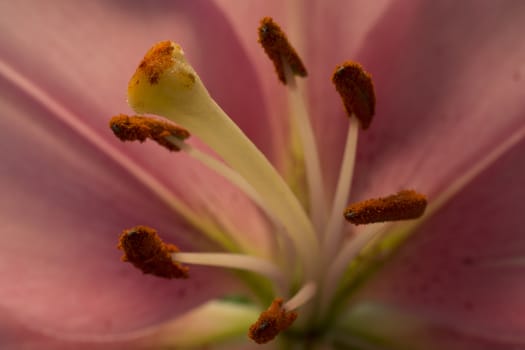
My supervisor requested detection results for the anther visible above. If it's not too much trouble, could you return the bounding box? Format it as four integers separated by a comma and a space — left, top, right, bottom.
258, 17, 307, 84
109, 114, 190, 151
332, 61, 376, 129
248, 298, 298, 344
344, 190, 427, 225
117, 225, 189, 279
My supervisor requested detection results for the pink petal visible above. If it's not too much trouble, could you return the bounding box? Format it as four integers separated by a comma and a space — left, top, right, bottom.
0, 306, 146, 350
0, 59, 242, 336
355, 138, 525, 346
0, 1, 275, 253
302, 0, 394, 195
348, 0, 525, 200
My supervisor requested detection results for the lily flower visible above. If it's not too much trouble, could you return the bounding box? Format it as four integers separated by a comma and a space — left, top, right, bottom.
1, 1, 524, 349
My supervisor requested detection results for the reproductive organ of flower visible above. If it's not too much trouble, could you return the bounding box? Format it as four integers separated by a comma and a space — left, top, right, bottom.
109, 17, 429, 346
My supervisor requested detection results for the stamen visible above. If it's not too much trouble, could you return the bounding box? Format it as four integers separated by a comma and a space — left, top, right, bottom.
109, 114, 190, 151
344, 190, 427, 225
248, 298, 298, 344
117, 225, 189, 279
258, 17, 307, 84
332, 61, 376, 129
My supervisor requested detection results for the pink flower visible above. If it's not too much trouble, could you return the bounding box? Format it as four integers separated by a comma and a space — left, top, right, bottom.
1, 1, 523, 349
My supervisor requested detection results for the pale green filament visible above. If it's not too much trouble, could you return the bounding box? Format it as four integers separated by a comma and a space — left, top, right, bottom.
173, 252, 288, 294
323, 117, 359, 258
284, 281, 317, 311
284, 62, 327, 233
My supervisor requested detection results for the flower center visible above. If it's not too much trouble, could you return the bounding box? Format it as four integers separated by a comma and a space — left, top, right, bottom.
109, 17, 427, 345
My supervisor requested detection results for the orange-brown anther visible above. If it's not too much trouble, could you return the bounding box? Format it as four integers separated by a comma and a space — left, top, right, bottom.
109, 114, 190, 151
332, 61, 376, 129
133, 40, 175, 85
248, 298, 298, 344
344, 190, 427, 225
258, 17, 307, 84
117, 225, 189, 279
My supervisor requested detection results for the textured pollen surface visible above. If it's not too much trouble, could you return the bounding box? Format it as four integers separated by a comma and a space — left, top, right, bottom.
132, 41, 175, 85
109, 114, 190, 151
248, 298, 298, 344
258, 17, 307, 84
345, 190, 427, 225
118, 226, 189, 279
332, 61, 376, 129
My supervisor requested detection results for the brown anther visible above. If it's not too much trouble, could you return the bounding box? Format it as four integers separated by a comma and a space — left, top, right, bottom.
109, 114, 190, 151
344, 190, 427, 225
117, 225, 189, 279
248, 298, 298, 344
332, 61, 376, 129
134, 40, 175, 85
258, 17, 307, 84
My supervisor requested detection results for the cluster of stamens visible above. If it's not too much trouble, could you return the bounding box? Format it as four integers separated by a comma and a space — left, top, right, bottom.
109, 16, 428, 345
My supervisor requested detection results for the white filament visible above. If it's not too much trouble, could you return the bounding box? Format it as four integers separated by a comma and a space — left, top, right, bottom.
173, 252, 288, 292
284, 281, 317, 311
284, 63, 327, 233
323, 117, 359, 258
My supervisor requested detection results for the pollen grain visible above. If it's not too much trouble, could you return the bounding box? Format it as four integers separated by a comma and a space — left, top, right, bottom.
109, 114, 190, 151
344, 190, 427, 225
248, 298, 298, 344
118, 225, 189, 279
258, 17, 307, 84
332, 61, 376, 129
132, 40, 175, 85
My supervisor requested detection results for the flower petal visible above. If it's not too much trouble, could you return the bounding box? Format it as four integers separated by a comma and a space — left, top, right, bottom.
1, 302, 263, 350
0, 0, 275, 254
354, 139, 525, 346
0, 76, 241, 336
0, 306, 146, 350
349, 0, 525, 200
301, 0, 393, 194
